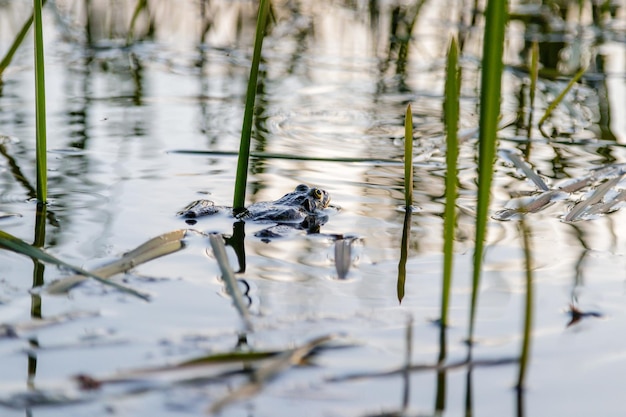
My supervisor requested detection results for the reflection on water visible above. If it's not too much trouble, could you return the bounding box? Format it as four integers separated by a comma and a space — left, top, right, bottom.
0, 0, 626, 415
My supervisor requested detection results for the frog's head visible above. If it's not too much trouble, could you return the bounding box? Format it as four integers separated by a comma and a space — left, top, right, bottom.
297, 184, 330, 213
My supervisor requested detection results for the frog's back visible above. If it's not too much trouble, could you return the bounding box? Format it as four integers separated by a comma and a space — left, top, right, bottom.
242, 202, 310, 223
178, 184, 331, 225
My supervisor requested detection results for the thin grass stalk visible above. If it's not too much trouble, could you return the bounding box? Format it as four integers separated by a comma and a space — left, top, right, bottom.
233, 0, 270, 211
434, 326, 447, 412
405, 104, 414, 208
397, 104, 414, 303
31, 202, 47, 319
537, 65, 586, 132
468, 0, 508, 343
0, 0, 48, 78
441, 37, 459, 328
516, 214, 534, 389
527, 41, 539, 139
127, 0, 148, 46
397, 210, 410, 303
33, 0, 47, 203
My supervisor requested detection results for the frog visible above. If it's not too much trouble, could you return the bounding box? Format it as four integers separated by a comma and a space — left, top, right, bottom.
177, 184, 332, 236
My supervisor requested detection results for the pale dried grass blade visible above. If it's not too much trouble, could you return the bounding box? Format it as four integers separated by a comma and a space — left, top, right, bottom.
46, 230, 188, 294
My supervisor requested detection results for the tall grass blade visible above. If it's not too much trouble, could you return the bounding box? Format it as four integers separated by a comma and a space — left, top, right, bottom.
31, 202, 47, 319
468, 0, 508, 343
0, 0, 48, 78
441, 37, 459, 328
127, 0, 148, 46
434, 326, 447, 412
404, 104, 414, 208
527, 41, 539, 140
33, 0, 47, 203
537, 66, 586, 135
233, 0, 270, 211
397, 210, 411, 303
397, 104, 414, 302
0, 230, 150, 300
516, 215, 534, 389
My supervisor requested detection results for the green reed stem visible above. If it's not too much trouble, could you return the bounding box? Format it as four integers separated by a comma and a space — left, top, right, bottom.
441, 37, 459, 328
538, 65, 586, 132
528, 41, 539, 135
233, 0, 270, 211
404, 104, 414, 208
31, 202, 47, 319
0, 3, 39, 77
33, 0, 47, 203
397, 104, 414, 303
127, 0, 148, 46
468, 0, 507, 343
397, 210, 411, 303
516, 214, 534, 389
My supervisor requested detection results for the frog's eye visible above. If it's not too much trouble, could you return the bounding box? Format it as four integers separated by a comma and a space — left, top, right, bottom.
313, 188, 323, 199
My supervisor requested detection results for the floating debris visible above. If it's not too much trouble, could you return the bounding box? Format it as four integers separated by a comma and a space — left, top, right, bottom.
495, 150, 626, 222
0, 212, 22, 221
0, 310, 99, 340
46, 229, 189, 294
334, 236, 359, 279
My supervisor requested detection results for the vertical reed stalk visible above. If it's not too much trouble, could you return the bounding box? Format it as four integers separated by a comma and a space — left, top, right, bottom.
33, 0, 47, 202
517, 215, 534, 389
31, 202, 47, 318
527, 41, 539, 137
468, 0, 508, 343
397, 104, 414, 303
441, 38, 459, 328
537, 65, 586, 132
233, 0, 270, 210
0, 11, 33, 77
127, 0, 148, 45
397, 211, 411, 303
404, 104, 414, 208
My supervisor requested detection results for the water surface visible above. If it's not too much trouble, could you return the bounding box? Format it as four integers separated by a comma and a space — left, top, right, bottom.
1, 0, 626, 415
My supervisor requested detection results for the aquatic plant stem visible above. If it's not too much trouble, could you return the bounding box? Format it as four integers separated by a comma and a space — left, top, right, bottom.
527, 41, 539, 140
468, 0, 507, 344
233, 0, 270, 211
405, 104, 414, 208
517, 215, 534, 389
127, 0, 148, 45
397, 104, 414, 303
33, 0, 47, 203
0, 5, 34, 77
538, 65, 586, 136
441, 38, 459, 328
31, 202, 47, 319
397, 211, 411, 303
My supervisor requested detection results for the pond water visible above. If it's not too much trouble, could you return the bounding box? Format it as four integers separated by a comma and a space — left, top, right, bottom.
1, 0, 626, 415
